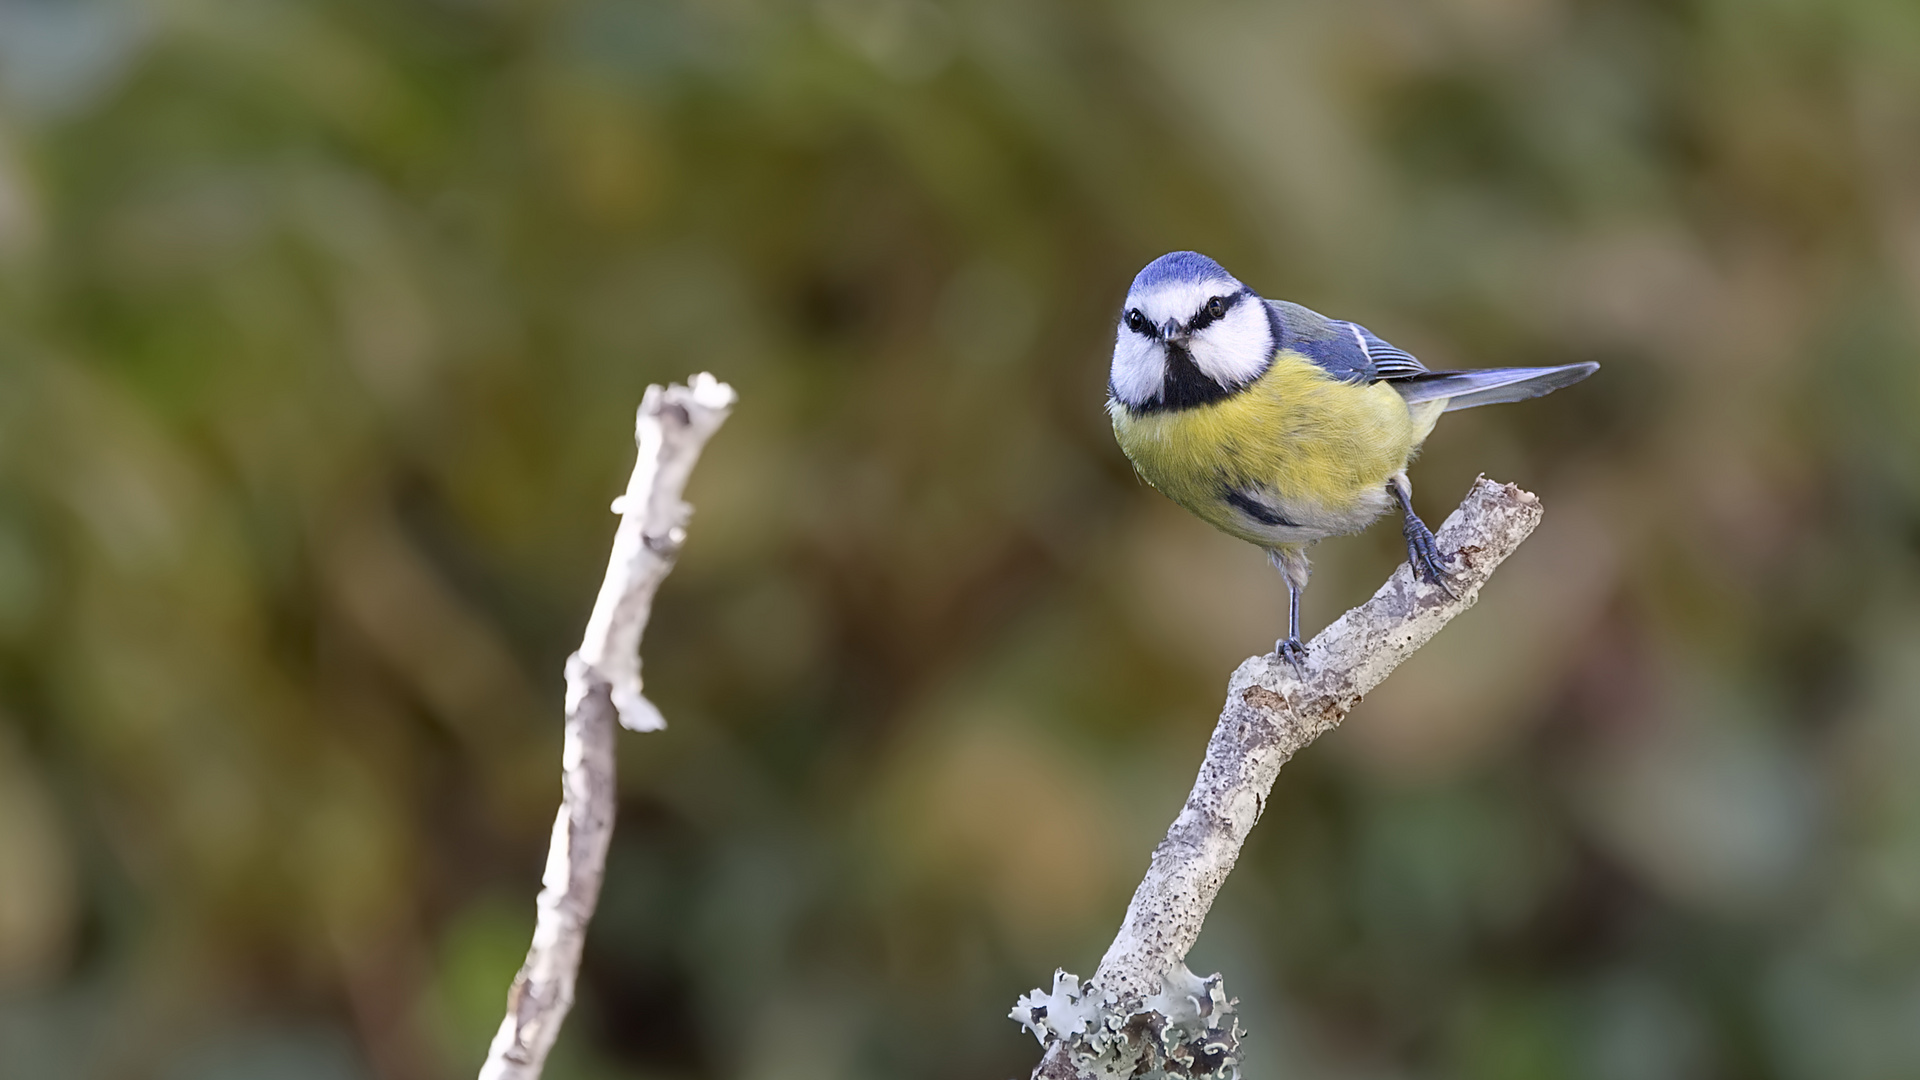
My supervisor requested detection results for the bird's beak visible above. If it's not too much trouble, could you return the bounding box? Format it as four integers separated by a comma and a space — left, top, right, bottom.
1160, 317, 1186, 342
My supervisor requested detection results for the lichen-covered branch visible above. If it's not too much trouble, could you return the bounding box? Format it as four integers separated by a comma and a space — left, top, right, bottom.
1015, 477, 1545, 1080
479, 374, 735, 1080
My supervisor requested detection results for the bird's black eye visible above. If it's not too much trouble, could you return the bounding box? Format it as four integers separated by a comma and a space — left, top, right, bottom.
1125, 308, 1148, 334
1206, 296, 1227, 319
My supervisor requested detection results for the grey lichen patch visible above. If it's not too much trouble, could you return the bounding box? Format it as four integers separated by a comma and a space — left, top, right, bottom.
1012, 965, 1242, 1080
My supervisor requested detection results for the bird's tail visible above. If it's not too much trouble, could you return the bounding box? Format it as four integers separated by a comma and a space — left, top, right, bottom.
1389, 362, 1599, 412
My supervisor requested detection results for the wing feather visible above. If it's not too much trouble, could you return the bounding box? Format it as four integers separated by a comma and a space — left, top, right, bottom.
1390, 363, 1599, 410
1346, 322, 1428, 380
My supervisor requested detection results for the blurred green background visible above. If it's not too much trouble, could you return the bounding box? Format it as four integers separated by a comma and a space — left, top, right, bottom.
3, 0, 1919, 1077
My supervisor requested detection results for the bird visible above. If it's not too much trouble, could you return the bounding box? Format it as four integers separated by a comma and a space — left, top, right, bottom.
1106, 251, 1596, 670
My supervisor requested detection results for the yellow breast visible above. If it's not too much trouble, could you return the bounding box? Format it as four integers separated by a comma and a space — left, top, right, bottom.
1110, 352, 1434, 546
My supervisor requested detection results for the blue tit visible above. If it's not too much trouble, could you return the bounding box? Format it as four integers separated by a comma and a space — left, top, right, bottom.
1107, 251, 1596, 668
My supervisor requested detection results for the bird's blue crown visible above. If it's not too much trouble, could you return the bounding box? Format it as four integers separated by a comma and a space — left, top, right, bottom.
1130, 251, 1236, 294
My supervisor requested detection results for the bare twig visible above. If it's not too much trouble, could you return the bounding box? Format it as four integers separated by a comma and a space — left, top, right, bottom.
479, 374, 735, 1080
1015, 477, 1545, 1080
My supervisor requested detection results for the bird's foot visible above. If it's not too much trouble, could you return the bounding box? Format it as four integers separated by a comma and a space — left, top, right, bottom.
1274, 637, 1308, 675
1403, 518, 1456, 598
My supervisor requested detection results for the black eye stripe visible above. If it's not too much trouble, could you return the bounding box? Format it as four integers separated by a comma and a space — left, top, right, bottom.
1124, 308, 1151, 335
1185, 288, 1245, 333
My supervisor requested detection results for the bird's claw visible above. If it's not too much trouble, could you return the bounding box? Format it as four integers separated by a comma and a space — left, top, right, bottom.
1275, 637, 1308, 675
1403, 519, 1456, 598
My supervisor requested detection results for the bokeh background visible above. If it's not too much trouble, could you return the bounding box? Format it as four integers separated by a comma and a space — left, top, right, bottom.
3, 0, 1919, 1077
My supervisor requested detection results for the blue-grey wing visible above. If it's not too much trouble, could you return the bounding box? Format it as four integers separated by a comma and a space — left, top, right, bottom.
1267, 301, 1431, 383
1270, 301, 1598, 409
1333, 318, 1599, 408
1266, 300, 1373, 382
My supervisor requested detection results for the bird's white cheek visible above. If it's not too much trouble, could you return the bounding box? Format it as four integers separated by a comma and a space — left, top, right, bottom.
1187, 308, 1272, 387
1109, 333, 1164, 406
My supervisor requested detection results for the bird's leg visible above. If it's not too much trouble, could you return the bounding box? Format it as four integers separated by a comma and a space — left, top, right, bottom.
1388, 472, 1454, 596
1268, 546, 1311, 673
1276, 580, 1307, 673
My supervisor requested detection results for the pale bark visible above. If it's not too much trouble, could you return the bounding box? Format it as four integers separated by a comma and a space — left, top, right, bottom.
478, 374, 735, 1080
1018, 477, 1546, 1080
